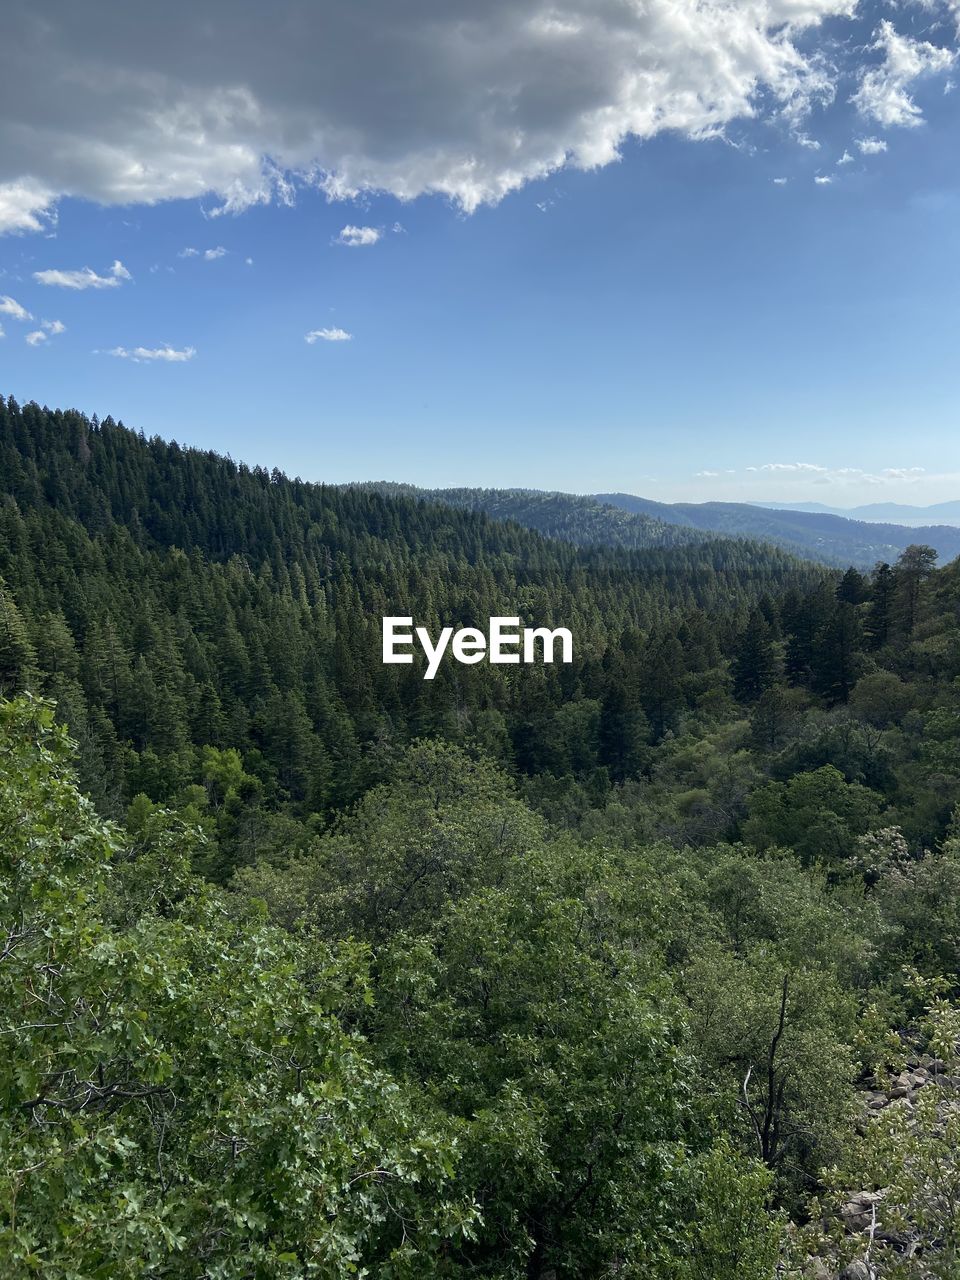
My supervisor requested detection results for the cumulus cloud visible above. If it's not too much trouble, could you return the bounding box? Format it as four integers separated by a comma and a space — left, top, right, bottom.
837, 149, 854, 164
4, 0, 935, 233
772, 176, 789, 184
41, 318, 66, 335
0, 178, 56, 234
336, 225, 381, 247
0, 294, 32, 321
0, 324, 4, 339
34, 260, 131, 289
25, 330, 46, 345
856, 135, 888, 153
814, 174, 833, 183
852, 21, 955, 127
305, 327, 352, 342
104, 344, 196, 362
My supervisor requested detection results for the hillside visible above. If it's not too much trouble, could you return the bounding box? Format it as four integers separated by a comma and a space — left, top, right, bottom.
5, 399, 960, 1275
361, 482, 708, 550
0, 397, 815, 831
360, 483, 960, 568
597, 492, 960, 567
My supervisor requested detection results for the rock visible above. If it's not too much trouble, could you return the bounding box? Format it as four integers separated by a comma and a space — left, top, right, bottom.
806, 1261, 834, 1280
888, 1083, 910, 1099
840, 1263, 871, 1280
840, 1191, 882, 1233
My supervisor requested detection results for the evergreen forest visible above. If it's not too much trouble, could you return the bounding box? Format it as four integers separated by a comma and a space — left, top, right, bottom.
4, 396, 960, 1278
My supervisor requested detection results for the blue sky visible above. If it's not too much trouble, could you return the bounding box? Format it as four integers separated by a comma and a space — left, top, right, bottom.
1, 0, 959, 505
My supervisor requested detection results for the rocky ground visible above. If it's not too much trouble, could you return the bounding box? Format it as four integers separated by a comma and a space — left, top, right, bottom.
798, 1053, 960, 1280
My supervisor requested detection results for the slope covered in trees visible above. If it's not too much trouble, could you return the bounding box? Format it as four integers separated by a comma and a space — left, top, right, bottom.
0, 397, 816, 843
360, 482, 960, 568
363, 482, 706, 551
5, 395, 960, 1276
598, 492, 960, 568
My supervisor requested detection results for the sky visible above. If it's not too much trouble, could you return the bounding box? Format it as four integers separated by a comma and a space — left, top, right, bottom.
1, 0, 959, 506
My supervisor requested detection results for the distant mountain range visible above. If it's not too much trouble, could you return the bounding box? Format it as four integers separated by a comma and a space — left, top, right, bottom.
596, 494, 960, 568
749, 500, 960, 527
360, 484, 960, 570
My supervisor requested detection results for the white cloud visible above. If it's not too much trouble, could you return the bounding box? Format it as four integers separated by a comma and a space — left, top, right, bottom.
42, 318, 66, 335
772, 176, 789, 184
814, 174, 833, 183
852, 21, 955, 128
0, 324, 5, 338
1, 1, 913, 231
746, 461, 928, 485
25, 330, 47, 346
695, 469, 721, 478
0, 178, 55, 234
856, 135, 888, 154
0, 294, 32, 321
336, 224, 381, 247
180, 244, 228, 260
104, 344, 196, 362
837, 149, 854, 164
34, 259, 131, 289
305, 327, 352, 343
245, 256, 254, 265
747, 462, 829, 473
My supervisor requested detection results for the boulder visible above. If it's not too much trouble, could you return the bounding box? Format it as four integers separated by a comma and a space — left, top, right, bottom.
839, 1263, 871, 1280
806, 1261, 834, 1280
840, 1191, 881, 1233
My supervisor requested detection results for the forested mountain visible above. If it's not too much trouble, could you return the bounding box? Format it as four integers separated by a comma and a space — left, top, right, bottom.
364, 482, 707, 551
598, 492, 960, 567
0, 397, 816, 838
363, 482, 960, 568
5, 395, 960, 1277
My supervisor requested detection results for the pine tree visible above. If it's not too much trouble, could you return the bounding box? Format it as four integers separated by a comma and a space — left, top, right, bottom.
732, 610, 778, 703
0, 584, 35, 695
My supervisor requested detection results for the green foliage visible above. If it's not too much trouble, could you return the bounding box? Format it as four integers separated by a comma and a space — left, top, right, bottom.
0, 697, 474, 1276
743, 766, 885, 866
5, 397, 960, 1273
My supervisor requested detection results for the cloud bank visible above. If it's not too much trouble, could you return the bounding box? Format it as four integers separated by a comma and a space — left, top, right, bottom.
0, 1, 955, 233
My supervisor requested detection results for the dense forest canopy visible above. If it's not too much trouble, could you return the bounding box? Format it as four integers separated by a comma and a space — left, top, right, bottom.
3, 395, 960, 1277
